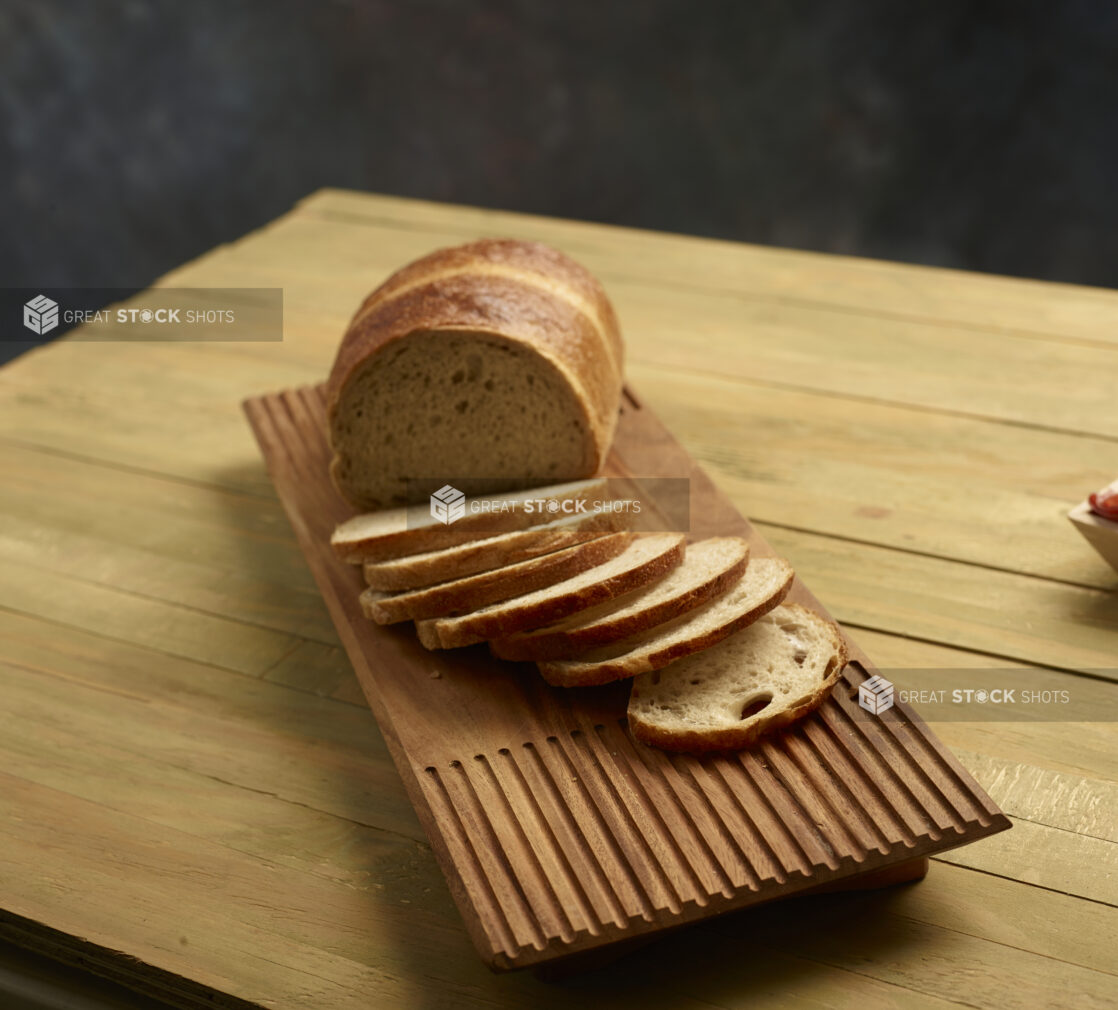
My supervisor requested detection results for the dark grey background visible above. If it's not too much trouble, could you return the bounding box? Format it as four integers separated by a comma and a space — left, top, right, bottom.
2, 0, 1117, 360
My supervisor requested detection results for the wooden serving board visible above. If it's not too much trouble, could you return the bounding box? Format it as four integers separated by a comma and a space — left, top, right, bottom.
243, 383, 1011, 973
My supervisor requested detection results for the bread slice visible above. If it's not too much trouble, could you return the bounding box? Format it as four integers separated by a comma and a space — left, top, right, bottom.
415, 533, 687, 650
490, 537, 750, 661
332, 478, 606, 564
360, 532, 633, 624
536, 556, 794, 687
627, 604, 848, 753
363, 508, 628, 591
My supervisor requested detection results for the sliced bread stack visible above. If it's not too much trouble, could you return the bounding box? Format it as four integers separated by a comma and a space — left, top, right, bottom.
533, 556, 794, 687
415, 533, 687, 648
360, 533, 634, 624
489, 537, 752, 661
335, 479, 847, 752
362, 507, 628, 590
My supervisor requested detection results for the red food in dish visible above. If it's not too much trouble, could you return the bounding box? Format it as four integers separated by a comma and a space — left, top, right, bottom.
1088, 484, 1118, 522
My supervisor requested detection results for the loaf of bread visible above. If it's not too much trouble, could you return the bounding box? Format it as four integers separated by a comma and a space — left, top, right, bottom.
326, 240, 624, 510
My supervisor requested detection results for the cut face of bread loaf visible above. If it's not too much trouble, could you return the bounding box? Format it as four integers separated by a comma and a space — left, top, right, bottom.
627, 604, 848, 753
415, 533, 687, 650
327, 240, 624, 511
537, 556, 794, 687
490, 537, 750, 661
331, 478, 606, 564
362, 508, 628, 591
360, 533, 632, 624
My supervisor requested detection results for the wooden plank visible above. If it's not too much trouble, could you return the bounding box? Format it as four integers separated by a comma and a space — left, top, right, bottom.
0, 774, 601, 1010
926, 749, 1118, 906
152, 212, 1118, 435
758, 525, 1118, 676
0, 441, 317, 591
0, 378, 275, 496
0, 609, 419, 841
1, 335, 320, 406
0, 557, 297, 678
0, 660, 424, 889
626, 361, 1118, 589
293, 188, 1118, 348
0, 510, 334, 644
951, 751, 1117, 841
936, 816, 1118, 905
880, 859, 1118, 975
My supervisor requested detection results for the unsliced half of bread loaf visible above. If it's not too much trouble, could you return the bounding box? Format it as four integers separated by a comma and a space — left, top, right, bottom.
327, 240, 624, 510
537, 556, 794, 687
360, 533, 633, 624
415, 533, 687, 650
490, 537, 750, 661
627, 604, 847, 753
332, 478, 606, 564
363, 508, 628, 591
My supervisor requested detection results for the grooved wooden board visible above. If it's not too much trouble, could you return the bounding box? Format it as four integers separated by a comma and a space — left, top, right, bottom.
243, 382, 1011, 971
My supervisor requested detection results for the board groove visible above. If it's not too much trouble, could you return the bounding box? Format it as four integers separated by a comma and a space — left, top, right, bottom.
243, 383, 1011, 971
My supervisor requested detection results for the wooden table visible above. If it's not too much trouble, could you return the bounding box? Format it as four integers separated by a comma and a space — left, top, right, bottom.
1, 190, 1115, 1009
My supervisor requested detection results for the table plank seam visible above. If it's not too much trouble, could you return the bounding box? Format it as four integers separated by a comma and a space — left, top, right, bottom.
0, 434, 282, 503
0, 692, 423, 845
852, 898, 1118, 979
255, 638, 308, 679
738, 947, 994, 1010
0, 606, 369, 710
754, 519, 1115, 594
0, 567, 338, 650
1001, 815, 1117, 848
0, 601, 292, 680
835, 619, 1116, 684
0, 628, 363, 716
930, 855, 1118, 910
